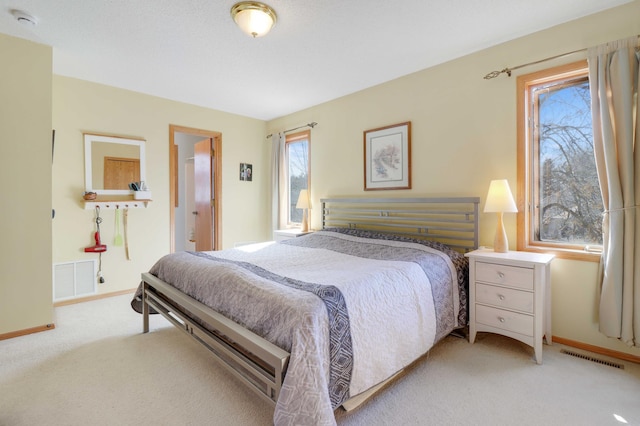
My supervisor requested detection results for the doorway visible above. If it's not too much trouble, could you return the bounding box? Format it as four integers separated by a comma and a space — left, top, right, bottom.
169, 125, 222, 252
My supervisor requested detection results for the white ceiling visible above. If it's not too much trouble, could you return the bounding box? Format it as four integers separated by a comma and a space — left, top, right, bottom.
0, 0, 632, 121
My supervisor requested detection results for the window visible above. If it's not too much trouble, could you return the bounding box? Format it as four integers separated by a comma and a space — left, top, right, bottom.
285, 131, 310, 225
517, 61, 603, 261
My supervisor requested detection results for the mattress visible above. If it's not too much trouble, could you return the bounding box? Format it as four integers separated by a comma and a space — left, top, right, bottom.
132, 229, 468, 426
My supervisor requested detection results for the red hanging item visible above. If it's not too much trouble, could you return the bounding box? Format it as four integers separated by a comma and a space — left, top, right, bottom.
85, 206, 107, 253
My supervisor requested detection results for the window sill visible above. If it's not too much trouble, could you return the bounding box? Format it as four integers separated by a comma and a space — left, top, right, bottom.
518, 244, 601, 263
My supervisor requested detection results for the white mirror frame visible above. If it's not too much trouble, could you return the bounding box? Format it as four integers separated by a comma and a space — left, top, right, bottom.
84, 133, 146, 196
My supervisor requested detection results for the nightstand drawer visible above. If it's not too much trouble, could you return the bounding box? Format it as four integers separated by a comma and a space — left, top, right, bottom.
476, 283, 534, 313
476, 304, 534, 336
476, 262, 534, 290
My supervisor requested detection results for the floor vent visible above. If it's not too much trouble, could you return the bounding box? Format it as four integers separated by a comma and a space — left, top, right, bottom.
560, 349, 624, 369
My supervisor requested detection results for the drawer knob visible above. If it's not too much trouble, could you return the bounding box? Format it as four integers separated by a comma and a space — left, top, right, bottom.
498, 294, 505, 301
498, 272, 505, 278
498, 317, 506, 323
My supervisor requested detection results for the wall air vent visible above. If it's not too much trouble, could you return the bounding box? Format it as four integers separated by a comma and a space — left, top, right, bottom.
53, 260, 97, 301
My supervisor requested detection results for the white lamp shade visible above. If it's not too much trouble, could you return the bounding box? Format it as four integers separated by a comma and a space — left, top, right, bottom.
296, 189, 310, 209
231, 2, 277, 37
484, 179, 517, 213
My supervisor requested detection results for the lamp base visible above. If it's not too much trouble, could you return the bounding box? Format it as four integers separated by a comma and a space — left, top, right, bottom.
493, 212, 509, 253
301, 209, 309, 232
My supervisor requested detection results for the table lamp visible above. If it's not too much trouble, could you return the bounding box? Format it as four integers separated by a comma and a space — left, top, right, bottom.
296, 189, 311, 232
484, 179, 518, 253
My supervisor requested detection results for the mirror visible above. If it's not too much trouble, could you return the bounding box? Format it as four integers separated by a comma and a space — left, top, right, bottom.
84, 133, 146, 195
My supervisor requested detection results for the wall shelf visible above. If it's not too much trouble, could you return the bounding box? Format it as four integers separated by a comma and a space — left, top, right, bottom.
83, 196, 151, 209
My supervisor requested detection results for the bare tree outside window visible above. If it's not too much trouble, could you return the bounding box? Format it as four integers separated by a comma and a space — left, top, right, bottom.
534, 77, 603, 245
518, 62, 604, 259
286, 132, 309, 224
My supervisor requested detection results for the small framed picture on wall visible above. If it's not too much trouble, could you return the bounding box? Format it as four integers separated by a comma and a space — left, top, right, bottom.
240, 163, 253, 181
364, 121, 411, 190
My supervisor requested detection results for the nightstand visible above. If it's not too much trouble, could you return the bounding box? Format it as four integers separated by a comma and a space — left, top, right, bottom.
273, 229, 313, 242
465, 249, 554, 364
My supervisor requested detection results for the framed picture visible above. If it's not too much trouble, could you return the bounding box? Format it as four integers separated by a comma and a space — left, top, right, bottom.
363, 121, 411, 190
239, 163, 253, 181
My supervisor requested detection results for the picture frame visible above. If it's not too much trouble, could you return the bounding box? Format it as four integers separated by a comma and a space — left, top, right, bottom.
239, 163, 253, 181
363, 121, 411, 190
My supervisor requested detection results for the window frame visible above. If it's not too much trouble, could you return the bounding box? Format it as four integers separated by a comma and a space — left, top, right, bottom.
516, 60, 601, 262
285, 130, 311, 226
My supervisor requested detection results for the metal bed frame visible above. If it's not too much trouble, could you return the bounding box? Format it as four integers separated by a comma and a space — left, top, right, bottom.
322, 197, 480, 253
140, 196, 480, 410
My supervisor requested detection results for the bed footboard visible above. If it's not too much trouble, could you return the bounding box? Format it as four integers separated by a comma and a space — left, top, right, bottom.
141, 272, 290, 405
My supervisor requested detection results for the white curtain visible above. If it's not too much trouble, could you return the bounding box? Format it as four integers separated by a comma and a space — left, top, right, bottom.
588, 36, 640, 347
271, 132, 287, 236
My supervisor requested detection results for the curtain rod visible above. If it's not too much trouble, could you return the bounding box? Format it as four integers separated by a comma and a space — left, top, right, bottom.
483, 35, 640, 80
266, 122, 317, 139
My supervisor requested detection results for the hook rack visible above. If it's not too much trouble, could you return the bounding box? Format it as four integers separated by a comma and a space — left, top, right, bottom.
84, 200, 150, 209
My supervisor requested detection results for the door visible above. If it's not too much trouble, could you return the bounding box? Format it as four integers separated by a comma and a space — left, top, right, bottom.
194, 138, 213, 251
104, 157, 140, 190
184, 159, 196, 251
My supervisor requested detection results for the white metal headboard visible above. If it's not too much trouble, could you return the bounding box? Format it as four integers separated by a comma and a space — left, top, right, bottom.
321, 197, 480, 253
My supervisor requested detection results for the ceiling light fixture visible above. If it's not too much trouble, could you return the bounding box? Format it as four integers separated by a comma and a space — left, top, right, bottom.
12, 10, 38, 27
230, 2, 277, 38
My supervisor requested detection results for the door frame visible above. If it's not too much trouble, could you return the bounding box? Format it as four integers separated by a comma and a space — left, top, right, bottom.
169, 124, 222, 252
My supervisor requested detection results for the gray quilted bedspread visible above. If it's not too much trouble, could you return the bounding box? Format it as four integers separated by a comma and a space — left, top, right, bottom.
132, 230, 468, 426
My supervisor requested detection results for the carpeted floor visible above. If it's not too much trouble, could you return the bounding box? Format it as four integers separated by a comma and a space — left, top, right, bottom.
1, 294, 639, 426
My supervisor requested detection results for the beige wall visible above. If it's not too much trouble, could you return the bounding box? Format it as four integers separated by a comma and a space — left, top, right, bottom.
52, 76, 269, 297
267, 2, 640, 356
0, 34, 53, 334
5, 0, 638, 355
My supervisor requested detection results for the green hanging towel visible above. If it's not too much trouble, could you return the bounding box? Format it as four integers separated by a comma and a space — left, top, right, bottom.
114, 209, 123, 246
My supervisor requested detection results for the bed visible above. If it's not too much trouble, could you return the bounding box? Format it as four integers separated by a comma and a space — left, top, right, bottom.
132, 197, 479, 425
